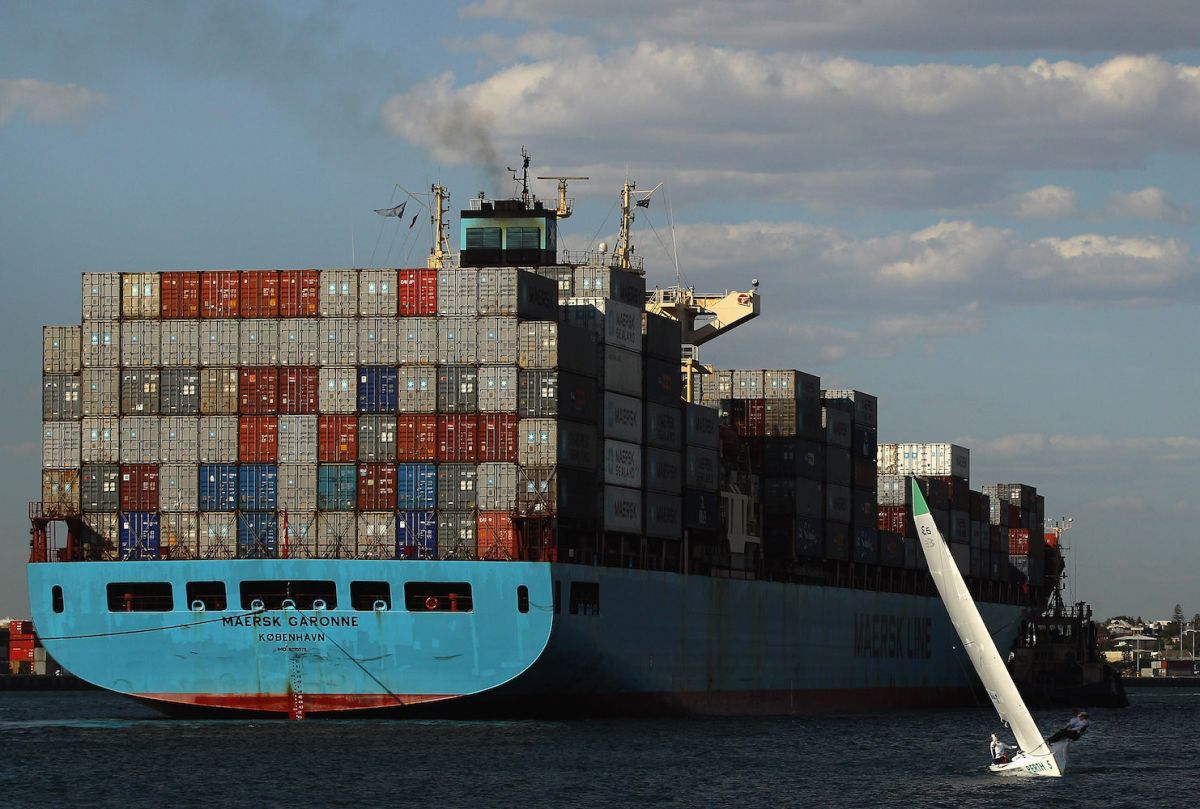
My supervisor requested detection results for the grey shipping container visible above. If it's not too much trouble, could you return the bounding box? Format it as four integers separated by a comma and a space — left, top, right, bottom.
118, 416, 159, 464
603, 439, 642, 488
121, 272, 160, 318
160, 463, 199, 511
160, 320, 201, 366
278, 463, 318, 512
561, 297, 642, 352
82, 272, 121, 321
159, 367, 200, 415
358, 414, 397, 461
358, 269, 398, 316
476, 317, 519, 364
533, 266, 575, 302
398, 366, 437, 413
121, 320, 161, 367
477, 462, 518, 510
731, 369, 764, 399
641, 312, 681, 361
82, 368, 119, 417
318, 367, 357, 413
81, 321, 118, 368
240, 319, 280, 366
602, 345, 642, 397
44, 325, 82, 374
159, 417, 199, 463
320, 269, 359, 317
516, 465, 597, 520
436, 268, 479, 316
200, 368, 239, 414
437, 510, 477, 558
317, 318, 358, 366
81, 463, 119, 512
199, 320, 239, 367
358, 512, 398, 558
822, 389, 878, 428
644, 491, 682, 540
437, 463, 478, 510
277, 415, 318, 463
517, 320, 597, 375
644, 447, 683, 495
518, 418, 558, 466
397, 317, 438, 365
279, 319, 320, 365
822, 406, 852, 448
197, 416, 237, 463
437, 365, 479, 413
602, 393, 643, 443
764, 370, 820, 402
436, 317, 479, 365
199, 512, 237, 560
120, 369, 160, 415
645, 402, 683, 449
316, 511, 357, 558
685, 446, 719, 491
643, 356, 682, 406
826, 446, 851, 487
478, 365, 518, 412
43, 374, 82, 420
81, 417, 119, 463
517, 370, 597, 422
161, 512, 199, 560
684, 403, 720, 449
358, 318, 398, 365
478, 267, 558, 319
573, 266, 646, 308
602, 485, 642, 533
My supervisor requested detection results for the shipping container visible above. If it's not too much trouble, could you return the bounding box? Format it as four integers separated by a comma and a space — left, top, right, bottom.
356, 463, 398, 510
280, 510, 319, 559
198, 512, 237, 559
477, 511, 516, 559
279, 318, 320, 366
159, 463, 199, 512
763, 399, 800, 437
238, 367, 278, 414
724, 398, 766, 438
641, 312, 681, 361
317, 463, 357, 510
438, 510, 477, 558
396, 414, 438, 461
316, 511, 357, 558
200, 271, 240, 318
822, 389, 878, 428
515, 465, 594, 518
573, 266, 646, 306
561, 298, 642, 352
80, 321, 118, 368
319, 270, 358, 317
120, 320, 160, 367
357, 511, 397, 559
159, 416, 199, 463
826, 447, 851, 487
81, 368, 119, 417
478, 365, 518, 413
42, 374, 81, 421
160, 512, 198, 560
238, 463, 278, 511
117, 464, 159, 512
197, 416, 237, 463
437, 414, 479, 462
643, 357, 682, 406
397, 269, 438, 316
279, 366, 319, 414
435, 317, 478, 365
822, 406, 852, 449
397, 463, 437, 509
475, 317, 519, 365
730, 369, 764, 399
81, 463, 119, 512
317, 414, 358, 462
277, 414, 318, 463
119, 368, 159, 415
436, 463, 477, 510
644, 402, 682, 449
556, 419, 597, 470
240, 270, 280, 318
396, 509, 437, 558
277, 463, 317, 512
159, 367, 200, 415
160, 272, 200, 319
437, 365, 479, 413
684, 446, 719, 491
683, 403, 720, 449
81, 417, 119, 463
198, 464, 238, 511
397, 366, 437, 413
240, 319, 279, 366
477, 462, 518, 511
517, 320, 596, 374
645, 448, 683, 495
199, 368, 239, 414
318, 367, 357, 413
477, 413, 519, 462
478, 267, 558, 319
436, 268, 479, 316
534, 266, 575, 302
645, 492, 682, 540
82, 272, 121, 321
853, 527, 879, 564
118, 416, 159, 464
357, 366, 399, 413
825, 520, 850, 561
878, 443, 970, 481
397, 317, 438, 365
826, 484, 852, 523
238, 512, 279, 558
602, 485, 642, 533
119, 512, 160, 560
358, 414, 397, 461
157, 320, 200, 367
358, 317, 398, 365
601, 393, 642, 443
121, 273, 160, 318
199, 320, 239, 366
518, 418, 557, 466
603, 439, 642, 488
517, 370, 597, 422
83, 513, 119, 560
41, 468, 81, 513
317, 318, 358, 366
279, 270, 320, 317
601, 345, 642, 398
683, 489, 720, 532
238, 415, 278, 462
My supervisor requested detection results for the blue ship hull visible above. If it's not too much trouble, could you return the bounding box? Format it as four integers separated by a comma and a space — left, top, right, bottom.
28, 560, 1023, 716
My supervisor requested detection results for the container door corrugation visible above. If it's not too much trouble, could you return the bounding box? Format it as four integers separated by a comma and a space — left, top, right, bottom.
197, 416, 237, 463
280, 270, 320, 317
41, 469, 81, 512
398, 366, 437, 413
317, 463, 357, 511
159, 417, 199, 463
238, 512, 279, 558
319, 270, 358, 317
437, 317, 479, 365
81, 322, 118, 368
437, 511, 477, 558
277, 414, 318, 463
82, 368, 119, 417
396, 463, 437, 509
44, 325, 83, 373
517, 418, 556, 466
356, 463, 398, 511
42, 374, 82, 420
240, 319, 280, 366
358, 318, 398, 365
82, 272, 121, 321
437, 414, 479, 462
159, 272, 200, 319
357, 414, 397, 461
280, 511, 318, 558
160, 513, 199, 560
436, 463, 477, 510
119, 512, 160, 560
239, 270, 280, 318
396, 414, 437, 460
118, 416, 159, 464
477, 462, 517, 511
278, 319, 320, 365
238, 463, 278, 511
318, 367, 357, 413
477, 365, 518, 413
238, 416, 278, 463
82, 417, 119, 463
317, 318, 358, 366
396, 509, 437, 558
357, 269, 398, 316
121, 273, 160, 318
120, 320, 160, 367
436, 268, 479, 316
476, 316, 519, 364
160, 320, 200, 366
477, 413, 518, 462
397, 317, 438, 364
200, 368, 239, 414
81, 463, 119, 511
119, 368, 159, 415
279, 367, 319, 414
159, 463, 199, 511
198, 463, 238, 511
397, 269, 438, 316
357, 366, 399, 413
277, 463, 317, 512
200, 271, 240, 318
315, 511, 355, 558
199, 320, 239, 367
239, 367, 279, 414
317, 414, 358, 462
437, 366, 478, 413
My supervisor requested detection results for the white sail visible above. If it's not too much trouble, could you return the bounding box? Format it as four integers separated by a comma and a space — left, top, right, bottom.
910, 480, 1064, 777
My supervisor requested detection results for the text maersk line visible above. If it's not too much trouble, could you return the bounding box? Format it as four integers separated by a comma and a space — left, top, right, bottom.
223, 614, 359, 642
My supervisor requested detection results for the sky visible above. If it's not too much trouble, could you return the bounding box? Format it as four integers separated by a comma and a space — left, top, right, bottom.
1, 1, 1198, 621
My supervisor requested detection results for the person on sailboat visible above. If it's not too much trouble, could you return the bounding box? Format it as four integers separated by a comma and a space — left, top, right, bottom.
990, 733, 1018, 764
1046, 710, 1090, 744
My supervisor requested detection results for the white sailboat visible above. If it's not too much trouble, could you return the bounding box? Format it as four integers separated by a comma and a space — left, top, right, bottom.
911, 480, 1069, 777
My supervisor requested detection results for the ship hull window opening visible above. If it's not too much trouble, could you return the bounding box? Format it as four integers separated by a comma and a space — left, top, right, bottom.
186, 581, 227, 611
107, 582, 174, 612
404, 582, 473, 612
351, 581, 392, 611
238, 580, 338, 611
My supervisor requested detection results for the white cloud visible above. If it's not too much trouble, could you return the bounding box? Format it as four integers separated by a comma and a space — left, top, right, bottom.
0, 79, 109, 126
1106, 187, 1195, 224
1014, 185, 1078, 219
963, 433, 1200, 458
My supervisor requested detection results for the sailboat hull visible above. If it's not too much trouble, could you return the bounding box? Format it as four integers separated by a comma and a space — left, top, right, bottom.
988, 741, 1068, 776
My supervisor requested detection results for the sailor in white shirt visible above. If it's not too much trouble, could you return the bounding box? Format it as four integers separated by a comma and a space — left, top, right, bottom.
1047, 710, 1090, 744
990, 732, 1018, 764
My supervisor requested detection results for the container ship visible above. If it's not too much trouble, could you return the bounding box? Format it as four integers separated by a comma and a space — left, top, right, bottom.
28, 165, 1057, 717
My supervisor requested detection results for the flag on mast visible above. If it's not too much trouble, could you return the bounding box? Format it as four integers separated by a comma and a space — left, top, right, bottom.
374, 201, 407, 218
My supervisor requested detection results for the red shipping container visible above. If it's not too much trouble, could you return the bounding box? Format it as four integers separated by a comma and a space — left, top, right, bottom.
238, 416, 278, 462
279, 269, 320, 317
437, 414, 478, 462
1008, 527, 1030, 556
477, 511, 517, 560
279, 367, 319, 414
357, 463, 398, 510
396, 414, 438, 461
8, 639, 36, 655
119, 464, 160, 512
731, 399, 766, 438
8, 620, 33, 636
10, 645, 36, 662
477, 414, 519, 462
200, 270, 240, 318
239, 367, 279, 414
397, 269, 438, 315
318, 415, 358, 462
160, 271, 201, 318
876, 505, 912, 536
239, 270, 281, 318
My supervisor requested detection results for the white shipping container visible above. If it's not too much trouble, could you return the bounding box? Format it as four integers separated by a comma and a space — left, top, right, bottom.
557, 420, 597, 470
81, 417, 119, 463
685, 446, 719, 491
644, 448, 683, 495
603, 439, 642, 488
278, 463, 318, 512
161, 512, 199, 560
476, 316, 518, 364
602, 345, 642, 397
477, 365, 518, 412
319, 367, 357, 413
602, 392, 642, 443
199, 320, 239, 367
81, 321, 119, 368
121, 272, 160, 318
280, 510, 319, 558
42, 421, 81, 469
518, 418, 557, 466
82, 368, 120, 416
436, 317, 479, 364
562, 298, 642, 352
877, 442, 970, 481
119, 416, 160, 464
358, 512, 398, 558
317, 512, 358, 558
602, 485, 642, 533
397, 317, 438, 365
732, 369, 764, 399
397, 366, 436, 413
278, 319, 320, 365
645, 491, 682, 539
645, 402, 683, 450
199, 512, 237, 559
318, 318, 358, 366
160, 463, 199, 511
477, 462, 518, 510
43, 326, 82, 373
358, 269, 398, 316
240, 319, 280, 365
120, 319, 161, 367
320, 269, 358, 317
159, 416, 199, 462
437, 268, 479, 315
517, 320, 559, 369
197, 416, 237, 463
82, 272, 121, 321
357, 317, 398, 365
160, 320, 200, 366
277, 415, 318, 463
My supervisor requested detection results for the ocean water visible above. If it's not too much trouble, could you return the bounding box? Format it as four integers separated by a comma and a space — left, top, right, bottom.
0, 689, 1193, 808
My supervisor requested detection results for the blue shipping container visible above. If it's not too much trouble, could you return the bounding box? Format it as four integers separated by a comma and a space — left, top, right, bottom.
853, 526, 879, 564
239, 463, 278, 511
238, 512, 279, 558
317, 463, 357, 510
119, 512, 160, 560
397, 510, 437, 558
396, 463, 437, 510
795, 516, 824, 558
683, 490, 719, 531
357, 366, 399, 413
198, 463, 238, 511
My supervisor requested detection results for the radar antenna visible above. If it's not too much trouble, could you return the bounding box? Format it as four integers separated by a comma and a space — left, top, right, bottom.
508, 146, 532, 207
536, 175, 589, 218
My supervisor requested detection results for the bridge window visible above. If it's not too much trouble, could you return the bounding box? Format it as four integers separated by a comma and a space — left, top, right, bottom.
517, 585, 529, 613
506, 227, 540, 250
351, 581, 391, 611
186, 581, 227, 611
52, 585, 64, 614
568, 581, 599, 616
465, 227, 501, 250
107, 582, 173, 612
239, 580, 337, 610
404, 582, 473, 612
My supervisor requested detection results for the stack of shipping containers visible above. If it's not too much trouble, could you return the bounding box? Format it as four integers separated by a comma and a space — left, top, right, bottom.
7, 620, 53, 675
823, 390, 879, 567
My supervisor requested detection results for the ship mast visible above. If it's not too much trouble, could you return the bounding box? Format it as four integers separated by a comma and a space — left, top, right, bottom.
615, 181, 639, 273
427, 183, 450, 269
